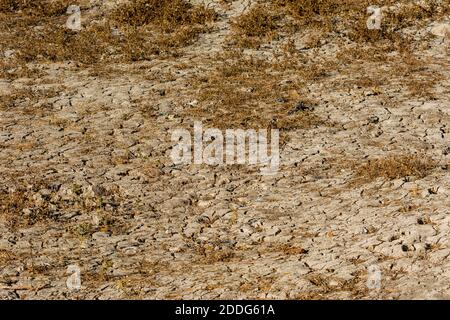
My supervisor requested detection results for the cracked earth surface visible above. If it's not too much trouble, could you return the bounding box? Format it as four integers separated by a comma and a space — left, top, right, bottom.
0, 0, 449, 299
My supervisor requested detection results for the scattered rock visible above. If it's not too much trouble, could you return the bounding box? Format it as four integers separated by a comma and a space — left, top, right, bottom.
4, 50, 15, 58
368, 116, 379, 124
275, 97, 288, 103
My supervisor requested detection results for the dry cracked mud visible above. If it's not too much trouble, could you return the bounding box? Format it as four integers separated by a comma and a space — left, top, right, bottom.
0, 0, 449, 299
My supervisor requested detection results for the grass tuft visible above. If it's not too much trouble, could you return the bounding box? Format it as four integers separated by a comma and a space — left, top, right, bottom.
230, 4, 281, 48
354, 154, 437, 182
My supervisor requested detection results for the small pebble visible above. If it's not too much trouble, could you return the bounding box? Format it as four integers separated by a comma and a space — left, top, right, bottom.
275, 97, 288, 103
368, 116, 379, 124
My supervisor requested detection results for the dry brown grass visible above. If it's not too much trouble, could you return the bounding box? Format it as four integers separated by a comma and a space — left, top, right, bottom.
110, 0, 217, 30
0, 182, 54, 229
0, 2, 117, 64
0, 59, 44, 80
294, 270, 369, 299
354, 154, 438, 182
0, 0, 71, 16
0, 0, 217, 68
274, 0, 362, 28
274, 0, 448, 36
239, 276, 277, 293
0, 249, 16, 265
334, 48, 444, 98
110, 0, 217, 58
193, 241, 236, 264
265, 244, 309, 255
0, 180, 126, 232
188, 50, 326, 131
228, 0, 448, 52
222, 0, 447, 102
230, 4, 282, 48
0, 87, 62, 113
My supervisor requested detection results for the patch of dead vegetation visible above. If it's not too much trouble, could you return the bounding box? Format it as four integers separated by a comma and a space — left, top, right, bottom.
265, 243, 309, 255
0, 0, 217, 68
0, 3, 118, 65
334, 49, 444, 98
230, 4, 282, 48
273, 0, 448, 40
187, 50, 326, 131
0, 60, 44, 80
0, 0, 71, 16
239, 276, 277, 293
0, 87, 62, 114
0, 180, 127, 233
294, 270, 369, 299
272, 0, 448, 59
353, 154, 438, 183
110, 0, 217, 29
194, 242, 236, 264
110, 0, 217, 58
223, 1, 447, 101
0, 249, 16, 265
0, 182, 54, 229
